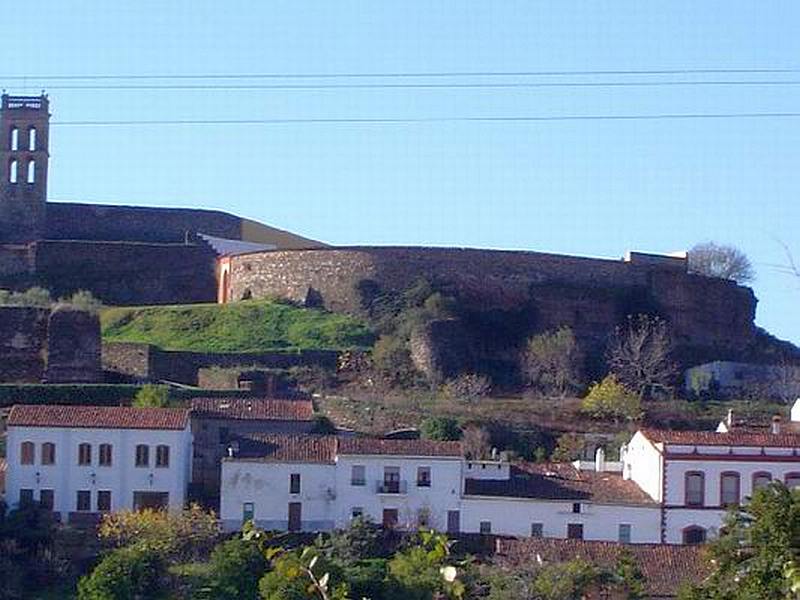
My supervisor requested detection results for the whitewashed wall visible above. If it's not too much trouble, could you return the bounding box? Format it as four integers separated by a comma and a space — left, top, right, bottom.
460, 496, 661, 543
624, 432, 663, 502
6, 425, 191, 515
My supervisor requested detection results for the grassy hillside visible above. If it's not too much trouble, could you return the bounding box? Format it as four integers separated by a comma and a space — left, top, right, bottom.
100, 300, 375, 352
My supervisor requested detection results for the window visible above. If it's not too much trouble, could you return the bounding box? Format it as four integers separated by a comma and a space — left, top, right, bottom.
26, 159, 35, 184
41, 442, 55, 465
785, 473, 800, 490
572, 502, 582, 514
382, 508, 398, 529
351, 465, 366, 486
720, 472, 740, 507
39, 489, 54, 510
290, 473, 301, 494
351, 507, 364, 520
685, 472, 705, 507
683, 526, 707, 545
78, 443, 92, 466
155, 445, 170, 468
19, 489, 34, 506
567, 523, 584, 540
135, 445, 149, 467
76, 490, 91, 512
20, 441, 34, 465
531, 523, 543, 538
619, 524, 632, 544
99, 444, 112, 467
10, 127, 18, 151
28, 127, 36, 151
219, 427, 230, 444
417, 466, 431, 487
383, 466, 401, 493
418, 508, 431, 528
97, 491, 111, 512
243, 502, 254, 523
9, 159, 17, 183
480, 521, 492, 534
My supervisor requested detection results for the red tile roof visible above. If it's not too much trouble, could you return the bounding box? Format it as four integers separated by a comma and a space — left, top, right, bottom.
7, 405, 189, 430
230, 434, 338, 464
495, 537, 710, 598
465, 463, 657, 505
337, 437, 463, 457
641, 427, 800, 448
190, 397, 313, 421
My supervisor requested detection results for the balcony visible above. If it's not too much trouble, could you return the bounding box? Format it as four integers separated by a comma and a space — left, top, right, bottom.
376, 480, 407, 494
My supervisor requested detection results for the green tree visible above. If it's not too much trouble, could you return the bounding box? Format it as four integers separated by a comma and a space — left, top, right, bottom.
386, 530, 465, 600
420, 416, 462, 441
77, 544, 166, 600
581, 375, 642, 422
203, 536, 269, 599
679, 483, 800, 600
531, 559, 606, 600
132, 384, 170, 408
259, 546, 349, 600
523, 327, 583, 396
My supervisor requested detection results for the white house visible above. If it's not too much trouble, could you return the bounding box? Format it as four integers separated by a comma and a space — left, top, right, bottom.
219, 434, 661, 543
5, 404, 192, 522
624, 407, 800, 544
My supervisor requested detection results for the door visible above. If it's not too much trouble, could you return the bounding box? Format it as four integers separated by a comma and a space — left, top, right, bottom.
382, 508, 399, 529
288, 502, 302, 532
447, 510, 460, 534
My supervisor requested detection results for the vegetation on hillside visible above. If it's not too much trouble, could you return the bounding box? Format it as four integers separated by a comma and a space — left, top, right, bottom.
100, 300, 375, 352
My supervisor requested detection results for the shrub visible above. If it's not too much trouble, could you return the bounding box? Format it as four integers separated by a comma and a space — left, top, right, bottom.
441, 373, 492, 403
372, 334, 420, 386
60, 290, 103, 313
581, 375, 642, 422
206, 537, 268, 600
132, 384, 170, 408
420, 416, 462, 441
77, 544, 166, 600
0, 286, 52, 307
523, 327, 582, 396
550, 433, 586, 462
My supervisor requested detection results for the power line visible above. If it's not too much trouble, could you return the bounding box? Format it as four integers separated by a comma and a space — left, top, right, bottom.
3, 67, 800, 80
50, 112, 800, 127
30, 79, 800, 91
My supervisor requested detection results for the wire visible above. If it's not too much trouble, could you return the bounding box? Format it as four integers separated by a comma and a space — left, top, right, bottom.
31, 80, 800, 91
51, 112, 800, 126
3, 67, 799, 80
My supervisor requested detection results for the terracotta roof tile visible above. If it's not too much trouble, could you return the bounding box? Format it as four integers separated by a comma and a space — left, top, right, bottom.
337, 437, 462, 457
465, 463, 657, 505
641, 427, 800, 448
495, 537, 710, 598
7, 405, 189, 430
230, 434, 337, 464
190, 397, 313, 421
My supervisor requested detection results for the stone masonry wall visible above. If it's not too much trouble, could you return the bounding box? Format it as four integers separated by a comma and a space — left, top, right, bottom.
44, 306, 102, 383
227, 247, 758, 366
33, 240, 217, 305
0, 306, 48, 382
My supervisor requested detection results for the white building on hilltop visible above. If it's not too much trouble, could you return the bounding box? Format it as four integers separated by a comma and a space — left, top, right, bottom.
623, 401, 800, 544
219, 434, 661, 543
5, 404, 192, 523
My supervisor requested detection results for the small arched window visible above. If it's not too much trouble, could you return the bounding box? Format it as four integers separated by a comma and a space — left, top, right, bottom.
41, 442, 56, 465
20, 441, 35, 465
682, 526, 707, 545
26, 160, 35, 184
28, 127, 37, 151
752, 472, 772, 493
135, 444, 149, 467
9, 159, 18, 184
720, 472, 740, 507
685, 471, 705, 507
10, 127, 18, 151
78, 443, 92, 466
155, 445, 170, 468
785, 473, 800, 491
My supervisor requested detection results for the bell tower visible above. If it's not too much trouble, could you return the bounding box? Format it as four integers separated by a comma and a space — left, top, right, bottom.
0, 93, 50, 243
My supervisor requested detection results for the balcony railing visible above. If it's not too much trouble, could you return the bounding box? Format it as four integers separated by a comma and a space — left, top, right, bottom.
376, 480, 407, 494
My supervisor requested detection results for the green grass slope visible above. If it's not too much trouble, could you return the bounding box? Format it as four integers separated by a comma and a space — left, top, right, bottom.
100, 300, 375, 352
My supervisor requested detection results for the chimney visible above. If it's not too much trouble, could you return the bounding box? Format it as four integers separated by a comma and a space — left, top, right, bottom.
792, 398, 800, 423
771, 415, 782, 435
595, 447, 606, 472
727, 409, 734, 428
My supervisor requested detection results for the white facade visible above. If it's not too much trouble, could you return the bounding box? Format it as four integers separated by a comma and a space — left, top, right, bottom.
6, 423, 192, 518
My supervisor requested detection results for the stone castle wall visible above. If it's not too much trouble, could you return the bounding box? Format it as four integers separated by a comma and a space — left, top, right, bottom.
226, 247, 758, 367
33, 240, 217, 305
0, 306, 49, 382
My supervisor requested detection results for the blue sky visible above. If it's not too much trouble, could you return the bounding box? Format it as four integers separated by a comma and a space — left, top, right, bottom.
2, 2, 798, 343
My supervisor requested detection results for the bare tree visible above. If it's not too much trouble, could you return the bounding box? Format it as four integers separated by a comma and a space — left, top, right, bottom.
606, 314, 677, 398
688, 242, 755, 284
523, 326, 582, 397
461, 425, 491, 460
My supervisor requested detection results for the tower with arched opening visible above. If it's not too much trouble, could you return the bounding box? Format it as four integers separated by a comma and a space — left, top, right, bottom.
1, 94, 49, 243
